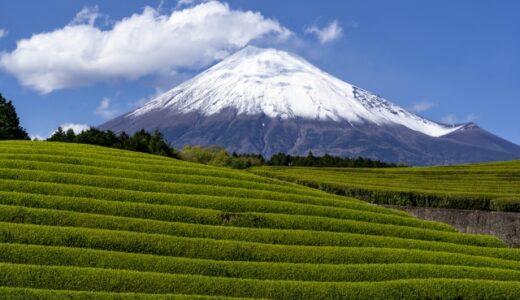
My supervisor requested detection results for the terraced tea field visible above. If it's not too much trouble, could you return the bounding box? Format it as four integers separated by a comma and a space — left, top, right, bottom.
2, 141, 520, 299
251, 161, 520, 212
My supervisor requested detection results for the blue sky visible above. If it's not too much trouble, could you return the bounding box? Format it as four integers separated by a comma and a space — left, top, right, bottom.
0, 0, 519, 144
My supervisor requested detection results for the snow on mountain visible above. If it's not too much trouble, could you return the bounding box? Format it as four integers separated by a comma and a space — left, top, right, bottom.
129, 46, 461, 137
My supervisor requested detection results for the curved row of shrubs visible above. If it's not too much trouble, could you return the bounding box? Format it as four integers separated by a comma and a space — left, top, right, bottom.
2, 263, 520, 299
0, 141, 517, 299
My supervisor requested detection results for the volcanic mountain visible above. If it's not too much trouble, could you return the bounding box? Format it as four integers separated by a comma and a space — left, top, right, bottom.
100, 46, 520, 165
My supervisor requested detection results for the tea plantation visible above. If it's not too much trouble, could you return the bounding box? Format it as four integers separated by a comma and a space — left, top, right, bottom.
1, 141, 520, 299
251, 161, 520, 211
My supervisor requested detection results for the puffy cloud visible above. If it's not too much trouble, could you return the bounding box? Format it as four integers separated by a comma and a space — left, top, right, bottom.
59, 123, 91, 134
305, 20, 343, 44
408, 101, 436, 113
0, 1, 290, 94
95, 97, 119, 119
0, 29, 7, 39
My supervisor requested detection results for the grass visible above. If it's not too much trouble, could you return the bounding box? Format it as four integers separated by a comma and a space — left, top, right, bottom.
250, 163, 520, 211
0, 140, 519, 299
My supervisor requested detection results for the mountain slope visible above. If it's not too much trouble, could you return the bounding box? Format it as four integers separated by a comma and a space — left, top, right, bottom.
2, 141, 520, 298
101, 46, 520, 165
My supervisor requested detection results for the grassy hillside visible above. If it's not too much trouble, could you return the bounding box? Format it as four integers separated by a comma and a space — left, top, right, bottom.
250, 162, 520, 212
1, 141, 520, 299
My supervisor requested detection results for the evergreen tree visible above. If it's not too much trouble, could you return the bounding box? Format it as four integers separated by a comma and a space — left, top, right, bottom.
0, 94, 30, 140
65, 129, 76, 142
48, 127, 67, 142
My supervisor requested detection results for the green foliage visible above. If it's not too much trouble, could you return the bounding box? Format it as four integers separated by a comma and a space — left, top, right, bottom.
0, 189, 451, 233
491, 198, 520, 212
267, 151, 401, 168
0, 204, 501, 248
2, 243, 520, 283
0, 141, 518, 299
0, 287, 246, 299
48, 128, 177, 158
48, 127, 399, 170
0, 172, 405, 218
0, 222, 512, 266
250, 163, 520, 211
2, 263, 520, 299
179, 145, 265, 169
0, 94, 29, 140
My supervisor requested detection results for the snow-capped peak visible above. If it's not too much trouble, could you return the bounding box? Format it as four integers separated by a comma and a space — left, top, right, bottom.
129, 46, 462, 137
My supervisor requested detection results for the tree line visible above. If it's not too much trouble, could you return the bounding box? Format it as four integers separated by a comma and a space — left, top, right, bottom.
48, 128, 400, 168
49, 127, 176, 158
267, 152, 401, 168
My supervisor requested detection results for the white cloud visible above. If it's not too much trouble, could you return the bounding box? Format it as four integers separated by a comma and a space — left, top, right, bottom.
29, 134, 46, 141
441, 114, 458, 125
0, 1, 290, 94
176, 0, 197, 8
305, 20, 343, 44
95, 97, 118, 119
408, 101, 436, 113
70, 6, 102, 26
441, 113, 478, 125
59, 123, 91, 134
0, 29, 7, 39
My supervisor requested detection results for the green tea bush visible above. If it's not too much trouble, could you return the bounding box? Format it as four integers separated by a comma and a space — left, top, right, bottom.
250, 164, 520, 211
0, 141, 518, 299
0, 205, 499, 248
1, 243, 520, 283
2, 263, 520, 299
0, 191, 413, 229
0, 179, 410, 218
0, 223, 513, 266
491, 198, 520, 212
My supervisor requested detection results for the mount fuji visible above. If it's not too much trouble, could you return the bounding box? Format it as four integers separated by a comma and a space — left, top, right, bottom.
100, 46, 520, 165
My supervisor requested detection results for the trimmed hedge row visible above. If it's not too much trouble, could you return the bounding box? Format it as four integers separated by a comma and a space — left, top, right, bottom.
0, 152, 279, 186
0, 144, 191, 166
0, 190, 454, 234
0, 161, 434, 230
0, 223, 516, 268
0, 167, 337, 204
2, 243, 520, 283
0, 158, 332, 199
0, 205, 500, 247
0, 203, 514, 260
0, 287, 236, 300
2, 263, 520, 299
1, 142, 517, 298
0, 168, 414, 218
250, 165, 520, 211
0, 191, 416, 229
0, 179, 415, 219
251, 170, 495, 209
491, 198, 520, 212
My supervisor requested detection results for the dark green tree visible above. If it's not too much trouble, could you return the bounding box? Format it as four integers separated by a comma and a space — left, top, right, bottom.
48, 127, 67, 142
0, 94, 30, 140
